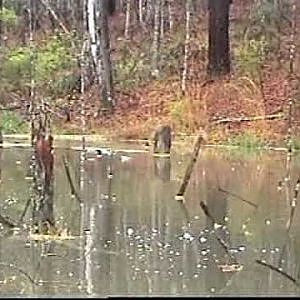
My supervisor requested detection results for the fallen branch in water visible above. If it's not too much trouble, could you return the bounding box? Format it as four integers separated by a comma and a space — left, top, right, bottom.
0, 262, 36, 285
62, 156, 82, 204
175, 129, 207, 201
218, 186, 258, 208
199, 201, 237, 264
256, 259, 299, 287
0, 213, 16, 228
212, 113, 285, 125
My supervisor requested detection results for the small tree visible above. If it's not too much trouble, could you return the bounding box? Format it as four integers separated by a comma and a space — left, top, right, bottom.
207, 0, 232, 78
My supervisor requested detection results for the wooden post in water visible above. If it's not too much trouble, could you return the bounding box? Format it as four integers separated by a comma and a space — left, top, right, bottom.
0, 129, 2, 146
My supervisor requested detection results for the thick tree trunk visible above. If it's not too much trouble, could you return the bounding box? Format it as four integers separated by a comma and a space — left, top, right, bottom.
207, 0, 231, 78
99, 0, 114, 110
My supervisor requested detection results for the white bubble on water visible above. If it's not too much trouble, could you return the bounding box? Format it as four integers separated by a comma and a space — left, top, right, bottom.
199, 237, 207, 243
127, 227, 134, 236
265, 219, 271, 226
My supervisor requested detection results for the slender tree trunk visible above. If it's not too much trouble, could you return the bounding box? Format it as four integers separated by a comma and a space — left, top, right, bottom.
138, 0, 143, 23
146, 0, 153, 25
124, 0, 131, 39
28, 0, 36, 146
160, 0, 164, 40
99, 0, 114, 110
207, 0, 231, 78
151, 0, 160, 77
87, 0, 102, 86
181, 0, 192, 94
168, 0, 174, 32
0, 0, 3, 48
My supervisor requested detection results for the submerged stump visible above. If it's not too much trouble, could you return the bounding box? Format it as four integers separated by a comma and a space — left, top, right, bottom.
153, 125, 172, 157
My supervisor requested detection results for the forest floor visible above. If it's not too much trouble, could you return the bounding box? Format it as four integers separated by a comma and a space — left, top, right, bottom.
54, 66, 296, 149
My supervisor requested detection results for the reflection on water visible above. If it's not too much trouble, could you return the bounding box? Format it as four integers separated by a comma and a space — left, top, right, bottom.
0, 144, 300, 296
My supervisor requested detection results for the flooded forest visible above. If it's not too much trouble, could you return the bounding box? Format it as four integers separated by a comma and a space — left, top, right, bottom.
0, 0, 300, 297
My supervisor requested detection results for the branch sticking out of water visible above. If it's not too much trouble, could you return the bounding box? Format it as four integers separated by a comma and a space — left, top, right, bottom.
256, 259, 299, 287
218, 186, 258, 209
175, 129, 207, 201
286, 177, 300, 232
62, 156, 82, 204
18, 198, 31, 224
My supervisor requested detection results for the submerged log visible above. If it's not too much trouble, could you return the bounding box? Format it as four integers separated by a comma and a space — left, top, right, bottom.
153, 125, 172, 156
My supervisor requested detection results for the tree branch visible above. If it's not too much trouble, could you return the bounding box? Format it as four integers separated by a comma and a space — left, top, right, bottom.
213, 113, 285, 125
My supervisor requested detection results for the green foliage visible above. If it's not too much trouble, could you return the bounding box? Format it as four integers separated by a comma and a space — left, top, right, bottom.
227, 132, 266, 150
1, 34, 76, 95
235, 38, 267, 79
36, 35, 75, 82
290, 138, 300, 151
0, 111, 27, 134
242, 0, 291, 56
168, 97, 191, 131
2, 47, 32, 88
115, 56, 144, 90
0, 7, 17, 27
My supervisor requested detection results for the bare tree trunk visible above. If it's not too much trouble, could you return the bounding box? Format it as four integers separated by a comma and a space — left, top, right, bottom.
99, 0, 114, 110
207, 0, 231, 78
28, 0, 36, 146
181, 0, 192, 94
0, 0, 3, 48
87, 0, 102, 86
151, 0, 161, 77
146, 0, 153, 25
168, 0, 174, 32
39, 0, 70, 34
160, 0, 164, 40
124, 0, 131, 39
138, 0, 143, 23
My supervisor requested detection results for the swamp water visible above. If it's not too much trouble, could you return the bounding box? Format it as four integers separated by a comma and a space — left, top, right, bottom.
0, 141, 299, 297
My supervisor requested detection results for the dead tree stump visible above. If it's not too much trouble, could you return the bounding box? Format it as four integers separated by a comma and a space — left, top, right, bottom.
153, 125, 172, 156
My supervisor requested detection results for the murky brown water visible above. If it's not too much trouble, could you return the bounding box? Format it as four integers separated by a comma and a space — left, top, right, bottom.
0, 142, 300, 297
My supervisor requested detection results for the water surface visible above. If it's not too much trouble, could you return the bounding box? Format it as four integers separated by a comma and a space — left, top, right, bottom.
0, 142, 299, 297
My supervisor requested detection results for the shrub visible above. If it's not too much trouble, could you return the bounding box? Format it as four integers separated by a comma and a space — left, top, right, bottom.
0, 7, 17, 28
227, 132, 266, 149
0, 111, 27, 134
1, 34, 76, 95
235, 38, 267, 79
